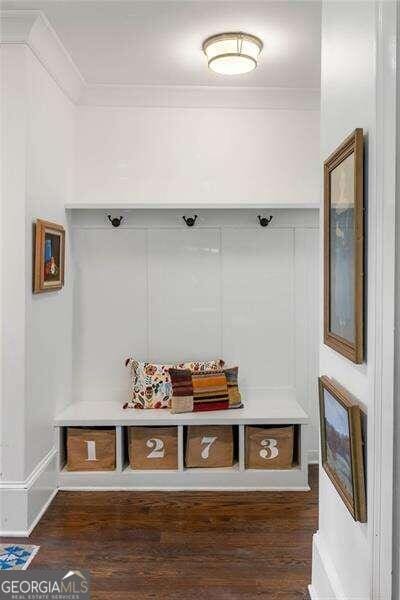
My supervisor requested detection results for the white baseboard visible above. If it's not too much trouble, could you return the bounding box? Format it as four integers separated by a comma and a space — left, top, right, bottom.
0, 447, 58, 537
308, 450, 320, 464
308, 584, 318, 600
26, 487, 58, 535
310, 532, 344, 600
58, 485, 311, 492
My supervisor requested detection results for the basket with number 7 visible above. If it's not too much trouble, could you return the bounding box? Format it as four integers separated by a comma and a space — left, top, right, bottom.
185, 425, 234, 468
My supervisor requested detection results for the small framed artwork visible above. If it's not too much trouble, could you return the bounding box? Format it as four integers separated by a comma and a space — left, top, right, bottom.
324, 128, 364, 363
319, 376, 366, 522
33, 219, 65, 293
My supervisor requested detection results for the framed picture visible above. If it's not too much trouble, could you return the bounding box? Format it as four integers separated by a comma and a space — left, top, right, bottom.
33, 219, 65, 293
324, 128, 364, 363
318, 376, 366, 522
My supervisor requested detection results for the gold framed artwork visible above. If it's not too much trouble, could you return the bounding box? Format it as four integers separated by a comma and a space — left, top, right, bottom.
318, 376, 366, 522
323, 129, 364, 363
33, 219, 65, 293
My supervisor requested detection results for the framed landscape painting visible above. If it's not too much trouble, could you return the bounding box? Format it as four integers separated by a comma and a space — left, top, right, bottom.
323, 128, 364, 363
33, 219, 65, 293
318, 376, 366, 522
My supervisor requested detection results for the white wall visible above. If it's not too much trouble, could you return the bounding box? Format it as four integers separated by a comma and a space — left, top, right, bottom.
72, 84, 321, 463
70, 209, 319, 459
1, 45, 28, 484
393, 6, 400, 593
394, 180, 400, 598
76, 106, 320, 207
0, 43, 75, 533
25, 51, 75, 478
312, 2, 397, 599
313, 3, 375, 598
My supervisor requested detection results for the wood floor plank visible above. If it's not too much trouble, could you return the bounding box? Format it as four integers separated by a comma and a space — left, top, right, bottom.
1, 465, 318, 599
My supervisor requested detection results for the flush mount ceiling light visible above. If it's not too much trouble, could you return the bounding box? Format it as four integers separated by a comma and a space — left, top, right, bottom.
202, 32, 263, 75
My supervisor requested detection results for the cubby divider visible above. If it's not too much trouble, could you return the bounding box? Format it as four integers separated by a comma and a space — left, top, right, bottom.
177, 425, 184, 471
115, 426, 124, 472
238, 425, 245, 472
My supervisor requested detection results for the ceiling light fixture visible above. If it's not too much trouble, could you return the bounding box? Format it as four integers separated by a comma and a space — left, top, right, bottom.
202, 32, 263, 75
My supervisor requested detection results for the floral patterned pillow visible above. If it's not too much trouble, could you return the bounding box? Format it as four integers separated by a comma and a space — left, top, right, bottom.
123, 358, 225, 409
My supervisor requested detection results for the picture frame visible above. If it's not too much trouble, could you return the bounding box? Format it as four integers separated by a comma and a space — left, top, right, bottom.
318, 376, 366, 522
323, 128, 364, 363
33, 219, 65, 293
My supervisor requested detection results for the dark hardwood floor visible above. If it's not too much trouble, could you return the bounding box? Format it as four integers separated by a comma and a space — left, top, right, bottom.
2, 466, 318, 599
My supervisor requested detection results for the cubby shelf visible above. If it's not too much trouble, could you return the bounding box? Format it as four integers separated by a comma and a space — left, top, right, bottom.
55, 389, 308, 426
55, 389, 310, 491
65, 203, 319, 210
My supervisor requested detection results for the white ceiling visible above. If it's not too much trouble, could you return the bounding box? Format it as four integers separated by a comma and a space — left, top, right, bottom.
2, 1, 321, 89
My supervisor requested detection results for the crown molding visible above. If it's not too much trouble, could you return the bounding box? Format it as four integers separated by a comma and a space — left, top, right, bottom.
0, 10, 319, 110
0, 9, 85, 103
0, 8, 38, 41
79, 83, 320, 110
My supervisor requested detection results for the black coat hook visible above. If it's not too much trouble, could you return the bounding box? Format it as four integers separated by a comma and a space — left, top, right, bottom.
183, 215, 198, 227
258, 215, 273, 227
108, 215, 123, 227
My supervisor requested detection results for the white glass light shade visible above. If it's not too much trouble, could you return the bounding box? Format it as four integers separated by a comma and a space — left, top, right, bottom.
203, 33, 263, 75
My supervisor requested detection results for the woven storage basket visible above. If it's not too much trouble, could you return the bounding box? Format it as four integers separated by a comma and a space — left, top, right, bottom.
245, 425, 294, 469
128, 426, 178, 470
185, 425, 234, 468
67, 427, 116, 471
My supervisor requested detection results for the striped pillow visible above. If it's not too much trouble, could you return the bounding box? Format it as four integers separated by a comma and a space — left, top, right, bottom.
168, 369, 194, 414
192, 371, 230, 412
224, 366, 242, 408
169, 368, 242, 414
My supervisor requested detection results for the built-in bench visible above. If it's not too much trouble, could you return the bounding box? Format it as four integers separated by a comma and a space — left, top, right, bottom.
55, 388, 310, 491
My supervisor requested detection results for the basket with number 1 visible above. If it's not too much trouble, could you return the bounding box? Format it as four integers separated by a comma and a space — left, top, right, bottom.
66, 427, 116, 471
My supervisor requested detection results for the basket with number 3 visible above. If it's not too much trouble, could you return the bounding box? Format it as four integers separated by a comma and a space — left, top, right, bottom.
185, 425, 234, 468
128, 426, 178, 470
245, 425, 294, 469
